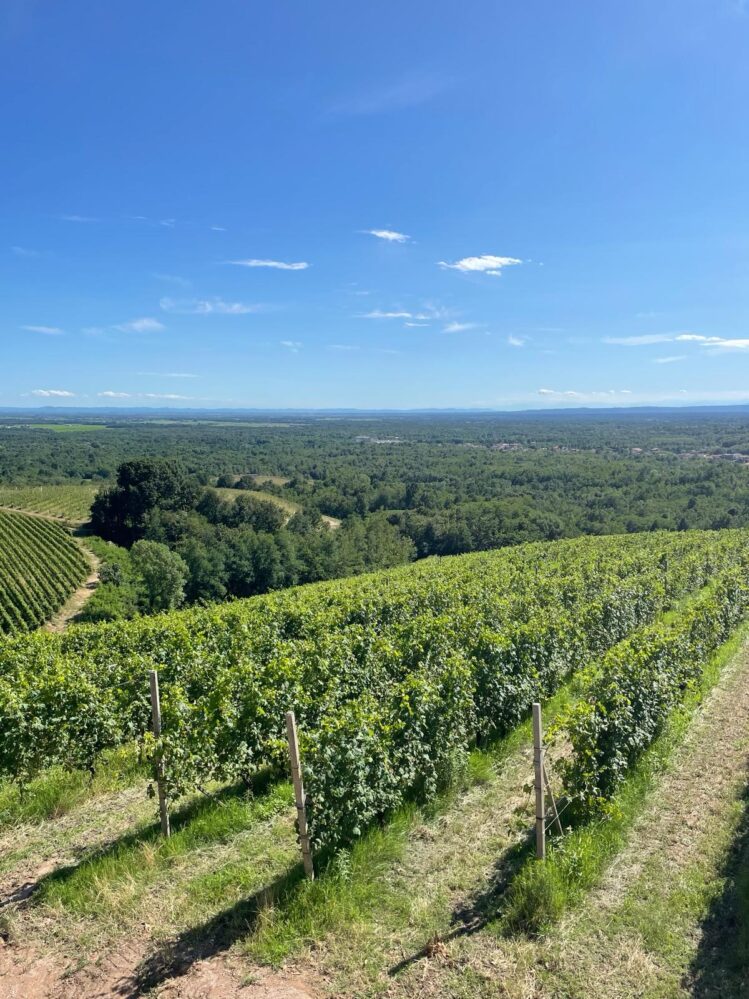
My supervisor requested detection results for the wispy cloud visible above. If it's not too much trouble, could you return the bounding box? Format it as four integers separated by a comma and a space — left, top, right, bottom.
328, 73, 448, 116
438, 254, 522, 276
98, 391, 132, 398
11, 245, 39, 257
328, 344, 360, 351
507, 335, 526, 347
363, 229, 410, 243
604, 333, 679, 346
227, 258, 309, 271
114, 317, 165, 333
404, 322, 431, 328
59, 214, 99, 223
653, 355, 687, 364
31, 388, 75, 397
444, 321, 481, 333
22, 325, 63, 335
361, 309, 415, 320
159, 296, 261, 315
143, 392, 194, 400
153, 273, 191, 288
606, 332, 749, 353
538, 388, 633, 402
361, 304, 448, 322
280, 340, 302, 353
138, 371, 198, 379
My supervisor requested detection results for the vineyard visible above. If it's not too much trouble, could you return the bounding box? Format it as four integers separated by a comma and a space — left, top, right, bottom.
1, 528, 748, 996
0, 508, 89, 636
0, 482, 98, 523
2, 529, 748, 845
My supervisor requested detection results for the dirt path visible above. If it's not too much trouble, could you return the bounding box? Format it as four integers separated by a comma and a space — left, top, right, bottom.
43, 547, 100, 632
0, 505, 72, 524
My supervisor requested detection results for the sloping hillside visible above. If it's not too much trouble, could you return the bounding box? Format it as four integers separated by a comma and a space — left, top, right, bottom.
0, 508, 89, 635
1, 529, 748, 997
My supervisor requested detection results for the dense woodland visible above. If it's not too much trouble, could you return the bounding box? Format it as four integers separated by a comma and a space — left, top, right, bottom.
4, 409, 749, 619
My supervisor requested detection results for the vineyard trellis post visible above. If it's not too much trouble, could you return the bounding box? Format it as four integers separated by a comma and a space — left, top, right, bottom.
285, 710, 315, 880
149, 670, 171, 838
532, 701, 545, 859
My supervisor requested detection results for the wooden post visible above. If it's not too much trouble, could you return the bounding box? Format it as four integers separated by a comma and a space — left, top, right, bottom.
149, 670, 171, 838
285, 711, 314, 880
532, 702, 545, 860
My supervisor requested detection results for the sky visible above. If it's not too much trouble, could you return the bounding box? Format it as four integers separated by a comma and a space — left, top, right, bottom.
2, 0, 749, 410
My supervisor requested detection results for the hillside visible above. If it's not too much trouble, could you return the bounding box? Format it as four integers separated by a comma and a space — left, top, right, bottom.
1, 529, 748, 996
0, 483, 97, 525
0, 509, 89, 635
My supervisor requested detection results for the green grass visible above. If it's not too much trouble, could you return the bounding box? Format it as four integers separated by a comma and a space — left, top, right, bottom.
36, 781, 294, 918
499, 622, 749, 936
214, 487, 299, 515
0, 746, 144, 829
242, 682, 580, 966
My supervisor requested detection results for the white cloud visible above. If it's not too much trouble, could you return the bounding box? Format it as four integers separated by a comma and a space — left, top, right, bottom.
159, 296, 260, 315
362, 309, 415, 320
537, 388, 633, 403
280, 340, 302, 353
227, 258, 309, 271
31, 388, 75, 397
98, 391, 132, 398
438, 254, 522, 276
404, 322, 431, 328
444, 321, 480, 333
143, 393, 194, 400
604, 333, 680, 346
114, 317, 165, 333
364, 229, 410, 243
328, 73, 447, 116
328, 344, 360, 351
606, 332, 749, 353
362, 304, 448, 322
507, 335, 526, 347
153, 273, 191, 288
653, 355, 687, 364
210, 226, 226, 232
22, 325, 63, 335
59, 214, 99, 223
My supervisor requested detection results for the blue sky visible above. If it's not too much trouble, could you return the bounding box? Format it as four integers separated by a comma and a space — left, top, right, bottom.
2, 0, 749, 409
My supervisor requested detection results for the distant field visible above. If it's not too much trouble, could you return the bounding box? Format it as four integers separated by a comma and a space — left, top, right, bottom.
0, 508, 88, 635
215, 486, 299, 515
0, 483, 98, 523
25, 423, 110, 433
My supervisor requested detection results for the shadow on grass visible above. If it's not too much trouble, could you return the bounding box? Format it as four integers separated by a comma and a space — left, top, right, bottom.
5, 770, 279, 909
387, 833, 533, 977
114, 863, 306, 998
686, 784, 749, 998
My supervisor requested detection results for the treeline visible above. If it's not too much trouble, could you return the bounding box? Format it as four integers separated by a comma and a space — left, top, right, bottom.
84, 459, 414, 620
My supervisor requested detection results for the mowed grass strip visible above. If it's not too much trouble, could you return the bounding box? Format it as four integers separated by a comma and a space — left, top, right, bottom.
35, 782, 293, 920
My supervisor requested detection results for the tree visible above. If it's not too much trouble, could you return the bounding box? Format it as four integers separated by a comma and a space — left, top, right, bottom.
130, 540, 188, 612
91, 459, 201, 546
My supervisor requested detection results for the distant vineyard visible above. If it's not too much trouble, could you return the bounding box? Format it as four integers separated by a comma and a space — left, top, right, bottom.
2, 529, 747, 853
0, 509, 89, 636
0, 483, 98, 523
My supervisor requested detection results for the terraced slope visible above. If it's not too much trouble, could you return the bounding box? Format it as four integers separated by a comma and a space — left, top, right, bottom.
0, 509, 89, 635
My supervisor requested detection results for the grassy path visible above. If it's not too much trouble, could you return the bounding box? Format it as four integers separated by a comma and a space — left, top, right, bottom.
42, 546, 100, 632
3, 638, 749, 996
